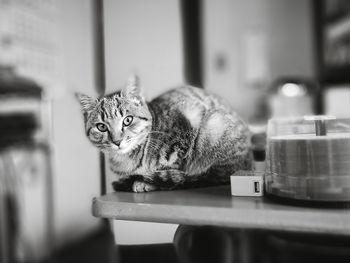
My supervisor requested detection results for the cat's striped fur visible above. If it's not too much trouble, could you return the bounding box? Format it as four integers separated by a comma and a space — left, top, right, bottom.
77, 77, 252, 192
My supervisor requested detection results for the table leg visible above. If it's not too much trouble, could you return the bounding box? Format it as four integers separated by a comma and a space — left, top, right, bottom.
174, 225, 240, 263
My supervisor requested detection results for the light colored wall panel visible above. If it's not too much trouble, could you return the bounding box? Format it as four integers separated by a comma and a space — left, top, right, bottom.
203, 0, 314, 120
53, 0, 100, 248
103, 0, 183, 244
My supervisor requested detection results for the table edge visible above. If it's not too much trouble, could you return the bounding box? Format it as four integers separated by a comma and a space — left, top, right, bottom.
92, 196, 350, 236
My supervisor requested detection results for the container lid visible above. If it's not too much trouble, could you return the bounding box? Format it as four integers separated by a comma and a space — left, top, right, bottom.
267, 115, 350, 138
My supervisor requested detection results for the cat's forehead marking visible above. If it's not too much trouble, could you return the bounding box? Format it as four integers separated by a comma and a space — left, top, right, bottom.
99, 99, 107, 121
97, 96, 127, 121
100, 98, 115, 120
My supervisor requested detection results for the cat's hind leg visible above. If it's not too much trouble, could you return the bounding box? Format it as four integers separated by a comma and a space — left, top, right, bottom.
132, 181, 158, 193
144, 169, 187, 190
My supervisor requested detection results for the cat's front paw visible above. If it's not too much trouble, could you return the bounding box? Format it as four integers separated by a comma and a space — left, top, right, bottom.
132, 181, 157, 193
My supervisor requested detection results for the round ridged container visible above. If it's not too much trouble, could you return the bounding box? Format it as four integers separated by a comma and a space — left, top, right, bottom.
265, 116, 350, 201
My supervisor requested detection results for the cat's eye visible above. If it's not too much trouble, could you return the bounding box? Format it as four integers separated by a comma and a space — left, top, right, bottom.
123, 116, 133, 127
96, 123, 108, 132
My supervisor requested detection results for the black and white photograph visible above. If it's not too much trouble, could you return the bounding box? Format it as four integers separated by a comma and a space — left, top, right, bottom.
1, 0, 350, 263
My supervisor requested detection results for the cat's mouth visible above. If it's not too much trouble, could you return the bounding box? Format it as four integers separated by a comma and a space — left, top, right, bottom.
114, 134, 147, 154
110, 141, 124, 152
106, 140, 132, 154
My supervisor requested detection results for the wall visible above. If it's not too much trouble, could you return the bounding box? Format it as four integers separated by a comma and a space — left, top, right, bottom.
52, 0, 100, 248
203, 0, 315, 120
103, 0, 183, 244
103, 0, 184, 98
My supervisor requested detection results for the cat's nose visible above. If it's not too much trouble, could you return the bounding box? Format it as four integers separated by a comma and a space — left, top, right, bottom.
113, 140, 122, 147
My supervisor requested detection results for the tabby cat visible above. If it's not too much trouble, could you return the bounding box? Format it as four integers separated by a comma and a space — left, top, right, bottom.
76, 77, 252, 192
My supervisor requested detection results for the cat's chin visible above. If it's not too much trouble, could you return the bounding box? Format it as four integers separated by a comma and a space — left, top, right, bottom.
102, 148, 124, 156
118, 142, 140, 154
103, 134, 147, 155
119, 134, 148, 154
99, 145, 121, 155
105, 142, 139, 155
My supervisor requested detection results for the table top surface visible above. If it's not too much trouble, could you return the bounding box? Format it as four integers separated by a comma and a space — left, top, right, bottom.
92, 186, 350, 236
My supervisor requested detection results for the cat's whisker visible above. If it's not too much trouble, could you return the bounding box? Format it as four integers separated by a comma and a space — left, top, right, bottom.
148, 138, 168, 145
147, 140, 174, 151
147, 141, 168, 152
146, 141, 163, 151
147, 131, 172, 137
147, 134, 182, 144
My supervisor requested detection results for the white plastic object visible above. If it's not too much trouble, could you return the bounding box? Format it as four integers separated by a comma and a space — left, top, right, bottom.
230, 171, 264, 197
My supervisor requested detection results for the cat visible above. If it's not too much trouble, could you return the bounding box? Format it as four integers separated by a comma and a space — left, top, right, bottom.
76, 76, 252, 192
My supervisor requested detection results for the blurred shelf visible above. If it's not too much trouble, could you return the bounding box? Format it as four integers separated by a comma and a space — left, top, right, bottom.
92, 185, 350, 236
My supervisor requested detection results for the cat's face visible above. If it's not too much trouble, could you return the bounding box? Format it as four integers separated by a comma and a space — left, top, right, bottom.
76, 79, 152, 155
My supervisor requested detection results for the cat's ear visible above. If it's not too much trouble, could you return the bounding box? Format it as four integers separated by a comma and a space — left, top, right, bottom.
123, 74, 141, 97
75, 92, 97, 114
121, 75, 144, 106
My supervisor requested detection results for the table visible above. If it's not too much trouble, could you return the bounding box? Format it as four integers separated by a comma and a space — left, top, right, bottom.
92, 186, 350, 236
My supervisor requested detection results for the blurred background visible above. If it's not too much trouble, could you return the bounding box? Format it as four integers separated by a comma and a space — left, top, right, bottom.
1, 0, 350, 262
